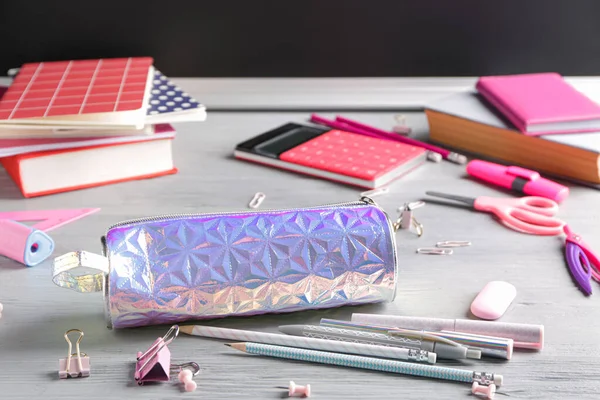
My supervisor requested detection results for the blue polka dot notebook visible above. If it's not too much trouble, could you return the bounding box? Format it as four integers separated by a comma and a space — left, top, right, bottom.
145, 70, 206, 123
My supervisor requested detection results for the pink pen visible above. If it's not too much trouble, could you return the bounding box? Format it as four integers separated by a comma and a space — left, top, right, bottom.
466, 160, 569, 203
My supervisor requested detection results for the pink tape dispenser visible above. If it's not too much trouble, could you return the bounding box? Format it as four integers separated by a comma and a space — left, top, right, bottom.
134, 325, 200, 392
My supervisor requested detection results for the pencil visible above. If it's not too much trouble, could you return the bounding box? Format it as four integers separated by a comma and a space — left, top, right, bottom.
310, 114, 467, 164
179, 325, 435, 363
226, 342, 503, 386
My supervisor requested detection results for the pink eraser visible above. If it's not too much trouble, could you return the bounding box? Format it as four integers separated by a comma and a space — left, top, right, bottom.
470, 281, 517, 320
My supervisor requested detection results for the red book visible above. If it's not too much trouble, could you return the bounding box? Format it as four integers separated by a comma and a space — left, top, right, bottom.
476, 73, 600, 135
1, 133, 177, 198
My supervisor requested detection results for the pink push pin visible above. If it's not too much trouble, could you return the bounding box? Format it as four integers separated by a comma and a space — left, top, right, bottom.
288, 381, 311, 397
472, 382, 496, 399
178, 369, 197, 392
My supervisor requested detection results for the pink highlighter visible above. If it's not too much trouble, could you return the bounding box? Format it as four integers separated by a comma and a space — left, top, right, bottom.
466, 160, 569, 203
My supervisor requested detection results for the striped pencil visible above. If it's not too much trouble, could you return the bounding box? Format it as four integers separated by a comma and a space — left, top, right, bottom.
227, 342, 503, 387
179, 325, 435, 364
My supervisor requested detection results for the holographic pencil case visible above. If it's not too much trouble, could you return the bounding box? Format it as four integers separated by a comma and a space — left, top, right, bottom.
51, 197, 398, 329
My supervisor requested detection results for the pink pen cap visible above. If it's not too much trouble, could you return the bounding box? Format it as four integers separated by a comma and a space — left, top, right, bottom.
466, 160, 569, 203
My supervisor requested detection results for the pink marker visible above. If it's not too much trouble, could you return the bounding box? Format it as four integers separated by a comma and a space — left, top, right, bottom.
466, 160, 569, 203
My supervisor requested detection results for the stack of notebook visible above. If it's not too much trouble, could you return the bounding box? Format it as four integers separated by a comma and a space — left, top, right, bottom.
426, 73, 600, 186
0, 57, 205, 197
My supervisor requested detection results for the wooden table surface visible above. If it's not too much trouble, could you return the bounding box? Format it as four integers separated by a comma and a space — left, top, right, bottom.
1, 81, 600, 400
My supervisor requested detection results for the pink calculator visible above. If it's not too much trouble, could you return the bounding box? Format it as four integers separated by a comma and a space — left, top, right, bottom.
234, 123, 427, 189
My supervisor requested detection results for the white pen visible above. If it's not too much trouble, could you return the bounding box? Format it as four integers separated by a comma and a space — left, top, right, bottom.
179, 325, 436, 364
280, 324, 481, 360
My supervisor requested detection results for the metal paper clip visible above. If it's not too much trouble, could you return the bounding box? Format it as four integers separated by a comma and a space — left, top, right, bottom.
416, 248, 453, 255
394, 201, 425, 237
58, 329, 90, 379
360, 187, 390, 198
436, 241, 472, 248
248, 192, 266, 209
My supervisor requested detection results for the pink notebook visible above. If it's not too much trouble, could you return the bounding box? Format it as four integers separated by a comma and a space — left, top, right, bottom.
476, 73, 600, 136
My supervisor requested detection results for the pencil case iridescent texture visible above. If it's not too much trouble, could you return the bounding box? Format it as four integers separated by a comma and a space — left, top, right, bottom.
51, 197, 398, 329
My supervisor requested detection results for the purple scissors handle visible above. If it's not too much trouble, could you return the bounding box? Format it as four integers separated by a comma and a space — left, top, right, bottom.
564, 225, 600, 284
565, 240, 593, 296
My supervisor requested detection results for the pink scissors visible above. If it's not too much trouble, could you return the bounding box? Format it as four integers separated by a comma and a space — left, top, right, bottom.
425, 191, 565, 236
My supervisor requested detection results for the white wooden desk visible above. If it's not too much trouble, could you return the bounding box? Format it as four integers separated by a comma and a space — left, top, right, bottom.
1, 79, 600, 400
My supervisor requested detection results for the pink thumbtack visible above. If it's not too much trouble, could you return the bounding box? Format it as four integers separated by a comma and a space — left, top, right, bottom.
288, 381, 311, 397
472, 382, 496, 399
178, 369, 197, 392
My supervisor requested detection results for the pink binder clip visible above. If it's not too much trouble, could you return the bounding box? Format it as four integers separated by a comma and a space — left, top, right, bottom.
134, 325, 199, 391
58, 329, 90, 379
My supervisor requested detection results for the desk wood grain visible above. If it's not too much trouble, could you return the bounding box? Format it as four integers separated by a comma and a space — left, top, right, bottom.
1, 110, 599, 399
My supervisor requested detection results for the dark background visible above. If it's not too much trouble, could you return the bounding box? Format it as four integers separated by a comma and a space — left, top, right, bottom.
1, 0, 599, 77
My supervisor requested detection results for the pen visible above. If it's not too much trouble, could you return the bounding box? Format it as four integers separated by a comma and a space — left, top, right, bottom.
179, 325, 436, 363
319, 319, 513, 360
466, 159, 569, 203
309, 114, 466, 164
226, 342, 503, 387
351, 313, 544, 350
280, 324, 480, 360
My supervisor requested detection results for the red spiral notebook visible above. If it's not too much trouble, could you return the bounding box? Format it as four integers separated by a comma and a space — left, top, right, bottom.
476, 73, 600, 135
234, 123, 427, 189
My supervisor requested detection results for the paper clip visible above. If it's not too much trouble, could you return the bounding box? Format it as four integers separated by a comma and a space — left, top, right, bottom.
135, 325, 200, 390
417, 248, 453, 255
360, 187, 390, 198
58, 329, 90, 379
248, 192, 266, 209
436, 241, 472, 248
426, 151, 442, 163
394, 201, 425, 237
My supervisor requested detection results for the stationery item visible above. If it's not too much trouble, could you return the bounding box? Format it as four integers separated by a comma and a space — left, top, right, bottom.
177, 369, 198, 392
226, 342, 503, 386
234, 122, 427, 189
563, 225, 600, 295
472, 382, 496, 400
248, 192, 266, 208
351, 314, 544, 350
466, 160, 569, 203
425, 91, 600, 185
0, 208, 100, 232
146, 70, 206, 124
0, 58, 154, 129
278, 324, 476, 360
134, 325, 200, 388
1, 135, 177, 198
0, 208, 99, 266
436, 241, 471, 248
425, 191, 564, 236
0, 219, 54, 266
288, 381, 311, 398
0, 123, 175, 158
51, 197, 398, 328
392, 114, 412, 135
476, 73, 600, 135
417, 248, 453, 255
179, 325, 435, 363
470, 281, 517, 320
320, 319, 514, 360
395, 201, 425, 236
58, 329, 90, 379
331, 115, 467, 164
